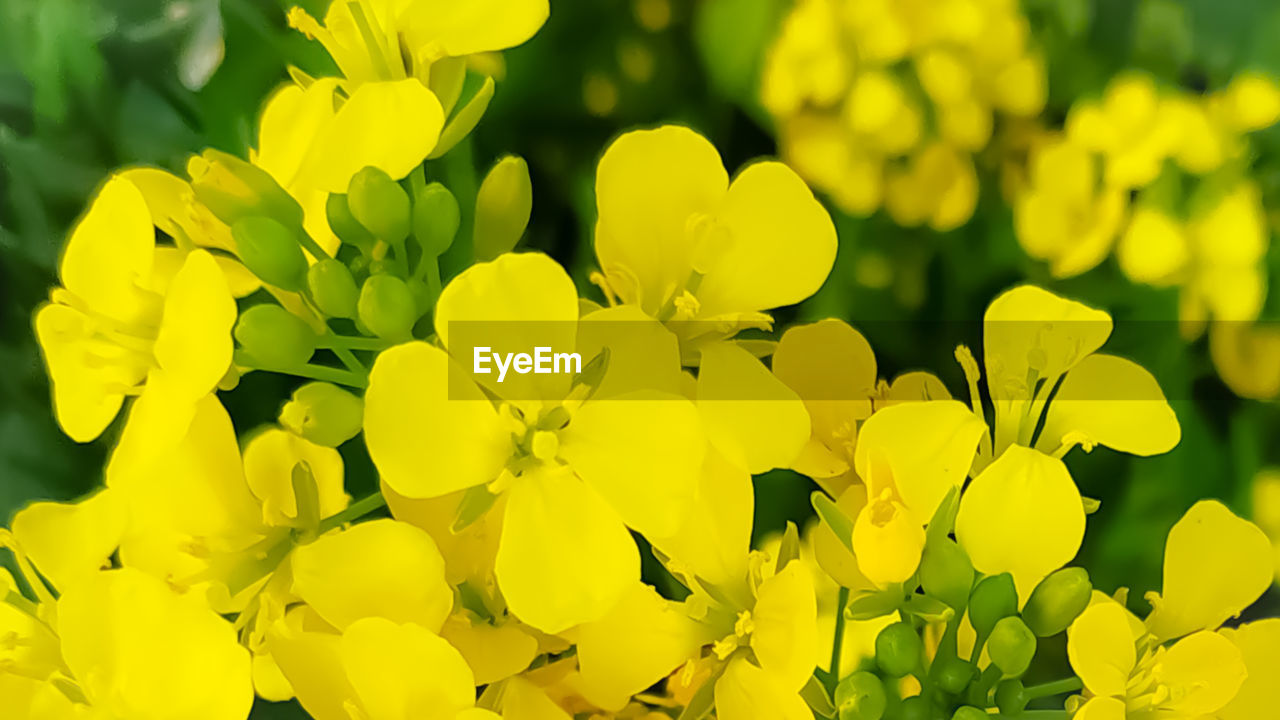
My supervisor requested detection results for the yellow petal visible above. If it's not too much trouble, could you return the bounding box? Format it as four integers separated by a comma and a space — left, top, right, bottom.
57, 568, 253, 720
401, 0, 548, 57
983, 285, 1113, 395
341, 617, 475, 720
648, 450, 754, 594
559, 393, 703, 538
814, 485, 873, 591
697, 341, 811, 474
503, 675, 573, 720
290, 519, 453, 632
576, 304, 684, 398
1073, 696, 1125, 720
751, 561, 820, 691
11, 489, 124, 592
694, 161, 836, 317
495, 467, 638, 633
1066, 602, 1137, 698
576, 583, 711, 711
364, 342, 513, 498
1156, 630, 1247, 715
34, 303, 126, 442
297, 79, 445, 193
153, 249, 236, 399
594, 126, 728, 315
854, 400, 985, 520
772, 319, 876, 471
852, 495, 925, 586
434, 252, 579, 402
713, 657, 812, 720
955, 445, 1085, 600
1219, 619, 1280, 720
1037, 353, 1180, 456
439, 615, 538, 685
243, 428, 347, 528
255, 79, 342, 188
268, 608, 354, 720
60, 175, 156, 324
1145, 500, 1272, 641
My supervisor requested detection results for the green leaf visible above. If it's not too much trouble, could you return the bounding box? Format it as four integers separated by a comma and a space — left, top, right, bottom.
800, 673, 837, 718
812, 491, 855, 553
452, 483, 499, 534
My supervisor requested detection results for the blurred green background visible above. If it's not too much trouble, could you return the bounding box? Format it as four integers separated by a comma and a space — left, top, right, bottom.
1, 1, 1278, 715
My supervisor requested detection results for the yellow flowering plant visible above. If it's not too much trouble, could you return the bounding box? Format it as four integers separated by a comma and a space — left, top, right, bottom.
3, 2, 1279, 720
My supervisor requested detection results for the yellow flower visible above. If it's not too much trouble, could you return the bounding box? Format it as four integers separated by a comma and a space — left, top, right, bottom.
1065, 73, 1180, 190
1180, 180, 1269, 331
1014, 137, 1128, 278
1066, 501, 1272, 719
33, 174, 236, 445
883, 141, 978, 232
363, 252, 705, 633
288, 0, 547, 88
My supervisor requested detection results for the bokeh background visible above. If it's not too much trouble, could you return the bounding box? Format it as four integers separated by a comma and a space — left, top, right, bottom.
2, 1, 1278, 715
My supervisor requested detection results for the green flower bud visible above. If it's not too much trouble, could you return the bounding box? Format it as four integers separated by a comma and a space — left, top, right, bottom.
234, 304, 318, 368
920, 537, 974, 612
473, 155, 532, 261
1023, 567, 1092, 637
899, 695, 940, 720
358, 274, 417, 340
994, 679, 1026, 716
348, 167, 410, 244
232, 217, 308, 291
987, 617, 1036, 677
834, 671, 886, 720
934, 656, 974, 695
189, 149, 303, 228
968, 573, 1017, 639
279, 382, 364, 447
412, 182, 460, 257
952, 706, 987, 720
327, 193, 375, 249
875, 621, 922, 678
307, 259, 360, 319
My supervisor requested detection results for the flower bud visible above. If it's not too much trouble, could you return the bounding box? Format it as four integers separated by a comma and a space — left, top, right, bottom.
968, 573, 1017, 639
413, 182, 460, 258
235, 304, 318, 368
875, 621, 922, 678
835, 671, 886, 720
899, 696, 939, 720
307, 259, 360, 319
231, 217, 308, 291
1022, 567, 1092, 637
952, 707, 987, 720
473, 155, 532, 261
934, 656, 974, 695
189, 149, 303, 228
994, 679, 1026, 716
920, 537, 974, 612
326, 193, 374, 249
987, 617, 1036, 677
279, 382, 364, 447
348, 167, 411, 244
358, 274, 417, 340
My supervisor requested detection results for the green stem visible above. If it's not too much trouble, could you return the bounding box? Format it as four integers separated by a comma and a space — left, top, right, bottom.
829, 587, 850, 684
297, 231, 332, 262
249, 362, 369, 389
318, 334, 393, 351
319, 491, 388, 533
993, 712, 1069, 719
1023, 677, 1083, 700
330, 345, 368, 376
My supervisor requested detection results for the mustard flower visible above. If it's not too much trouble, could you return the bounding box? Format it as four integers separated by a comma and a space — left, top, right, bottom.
33, 174, 237, 446
363, 252, 705, 633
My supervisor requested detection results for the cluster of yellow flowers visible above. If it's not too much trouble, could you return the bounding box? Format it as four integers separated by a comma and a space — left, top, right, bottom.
4, 2, 1278, 719
761, 0, 1046, 230
1008, 71, 1280, 399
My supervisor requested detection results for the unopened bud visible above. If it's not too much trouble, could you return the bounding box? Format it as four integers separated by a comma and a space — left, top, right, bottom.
231, 217, 308, 291
935, 656, 974, 695
1023, 567, 1092, 637
968, 573, 1017, 639
473, 155, 532, 261
358, 274, 417, 340
279, 382, 364, 447
875, 621, 922, 678
987, 617, 1036, 677
348, 167, 410, 244
952, 707, 987, 720
235, 304, 318, 368
307, 259, 360, 319
834, 671, 886, 720
994, 679, 1026, 716
921, 537, 974, 612
326, 193, 374, 249
412, 182, 460, 257
189, 149, 303, 228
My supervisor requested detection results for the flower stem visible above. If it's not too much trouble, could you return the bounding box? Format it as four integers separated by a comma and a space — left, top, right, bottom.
829, 586, 850, 684
1023, 677, 1083, 700
318, 491, 387, 533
